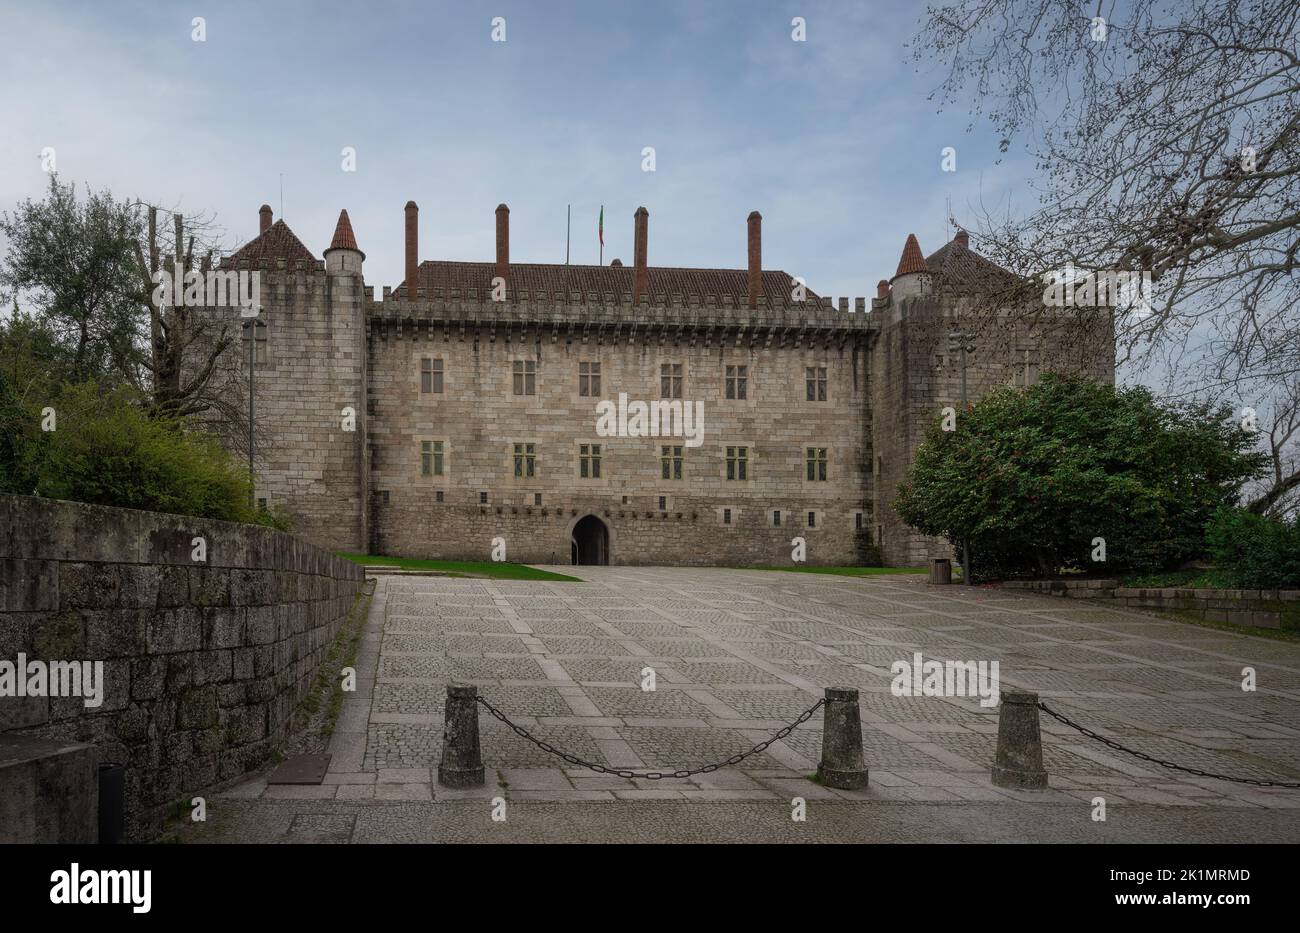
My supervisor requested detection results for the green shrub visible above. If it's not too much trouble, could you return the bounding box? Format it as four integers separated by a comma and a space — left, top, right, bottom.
3, 380, 259, 523
1206, 508, 1300, 589
895, 374, 1266, 581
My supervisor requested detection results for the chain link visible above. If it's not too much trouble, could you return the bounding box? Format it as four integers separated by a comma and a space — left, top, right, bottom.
475, 694, 827, 779
1037, 700, 1300, 789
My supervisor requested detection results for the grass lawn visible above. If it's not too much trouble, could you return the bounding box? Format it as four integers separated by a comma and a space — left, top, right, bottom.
742, 565, 928, 577
338, 553, 582, 582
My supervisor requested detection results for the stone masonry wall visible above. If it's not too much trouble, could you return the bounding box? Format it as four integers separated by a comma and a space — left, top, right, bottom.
870, 287, 1115, 566
0, 495, 366, 840
367, 325, 874, 566
187, 259, 368, 553
1000, 578, 1300, 631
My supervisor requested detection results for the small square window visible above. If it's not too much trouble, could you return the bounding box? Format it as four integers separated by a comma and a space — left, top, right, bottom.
480, 491, 489, 504
435, 490, 444, 503
725, 364, 749, 400
805, 366, 827, 402
723, 508, 732, 525
660, 445, 683, 480
420, 440, 445, 477
579, 361, 601, 397
514, 442, 537, 478
725, 446, 748, 481
420, 357, 444, 393
512, 360, 537, 396
805, 447, 828, 482
660, 363, 683, 399
579, 443, 602, 479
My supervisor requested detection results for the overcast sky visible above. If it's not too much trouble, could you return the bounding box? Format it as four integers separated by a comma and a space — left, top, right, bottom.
0, 0, 1037, 304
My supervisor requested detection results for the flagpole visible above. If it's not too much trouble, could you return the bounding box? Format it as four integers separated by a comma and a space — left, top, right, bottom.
566, 204, 570, 265
599, 204, 603, 266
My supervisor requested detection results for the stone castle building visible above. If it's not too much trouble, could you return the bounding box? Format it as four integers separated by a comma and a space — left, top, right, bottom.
197, 201, 1113, 567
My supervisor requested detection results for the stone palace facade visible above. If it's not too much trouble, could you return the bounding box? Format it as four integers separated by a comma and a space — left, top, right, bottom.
194, 201, 1113, 567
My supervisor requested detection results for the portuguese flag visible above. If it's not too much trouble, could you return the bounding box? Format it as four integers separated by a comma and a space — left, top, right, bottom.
598, 205, 604, 247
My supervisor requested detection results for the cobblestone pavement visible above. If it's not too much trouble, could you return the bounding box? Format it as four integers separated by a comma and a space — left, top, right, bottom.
188, 567, 1300, 843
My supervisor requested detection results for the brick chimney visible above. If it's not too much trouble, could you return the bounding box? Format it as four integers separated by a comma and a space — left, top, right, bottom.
632, 207, 649, 302
954, 228, 969, 249
747, 211, 762, 309
259, 204, 272, 234
495, 203, 509, 283
876, 279, 890, 300
405, 201, 419, 297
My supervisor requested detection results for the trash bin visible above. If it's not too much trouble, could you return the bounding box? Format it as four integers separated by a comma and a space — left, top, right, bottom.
929, 558, 952, 585
98, 762, 125, 844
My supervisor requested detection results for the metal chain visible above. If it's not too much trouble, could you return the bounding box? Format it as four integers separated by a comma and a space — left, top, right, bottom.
475, 694, 827, 780
1037, 700, 1300, 789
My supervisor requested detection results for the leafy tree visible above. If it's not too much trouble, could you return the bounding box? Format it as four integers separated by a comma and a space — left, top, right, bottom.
913, 0, 1300, 514
895, 373, 1266, 580
0, 175, 240, 425
1207, 507, 1300, 588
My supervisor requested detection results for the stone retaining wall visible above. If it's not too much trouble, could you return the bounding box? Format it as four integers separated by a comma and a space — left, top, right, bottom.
999, 578, 1300, 630
0, 495, 366, 840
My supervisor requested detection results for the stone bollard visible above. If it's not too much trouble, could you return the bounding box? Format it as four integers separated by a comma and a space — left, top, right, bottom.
437, 684, 485, 787
816, 687, 869, 789
929, 558, 952, 585
991, 689, 1048, 789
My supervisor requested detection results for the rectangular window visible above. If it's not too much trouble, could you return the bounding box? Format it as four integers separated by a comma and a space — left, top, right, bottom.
806, 446, 828, 481
241, 326, 268, 366
480, 491, 489, 504
855, 512, 863, 530
725, 364, 748, 400
660, 445, 683, 480
513, 442, 537, 478
808, 511, 817, 528
420, 357, 444, 393
579, 443, 602, 479
773, 510, 781, 527
579, 361, 601, 397
660, 363, 683, 399
420, 440, 444, 477
725, 446, 748, 480
723, 508, 732, 525
534, 493, 542, 506
435, 490, 444, 503
658, 496, 667, 511
805, 365, 827, 401
513, 360, 536, 396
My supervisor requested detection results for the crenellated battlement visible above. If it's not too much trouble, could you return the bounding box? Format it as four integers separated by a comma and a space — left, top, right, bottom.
363, 287, 874, 341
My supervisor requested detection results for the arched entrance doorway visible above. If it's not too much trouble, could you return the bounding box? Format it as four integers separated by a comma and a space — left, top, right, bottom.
571, 515, 610, 565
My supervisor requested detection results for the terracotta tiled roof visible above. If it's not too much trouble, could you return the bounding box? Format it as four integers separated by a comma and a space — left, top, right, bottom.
226, 219, 317, 264
925, 235, 1019, 293
893, 233, 928, 278
326, 209, 361, 254
399, 261, 818, 303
